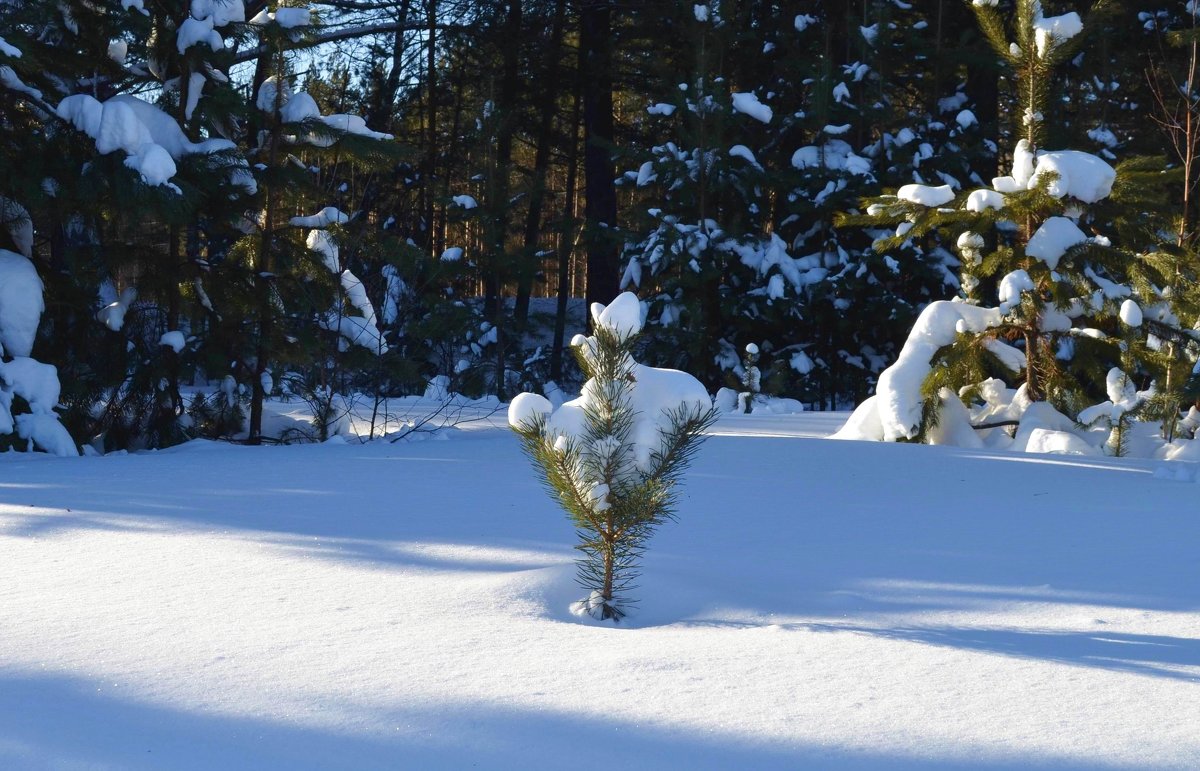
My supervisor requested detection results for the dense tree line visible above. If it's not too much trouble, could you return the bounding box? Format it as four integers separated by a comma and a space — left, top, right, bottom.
1, 0, 1198, 452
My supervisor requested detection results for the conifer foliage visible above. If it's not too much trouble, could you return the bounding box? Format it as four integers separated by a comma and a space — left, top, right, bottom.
508, 292, 716, 622
836, 0, 1197, 454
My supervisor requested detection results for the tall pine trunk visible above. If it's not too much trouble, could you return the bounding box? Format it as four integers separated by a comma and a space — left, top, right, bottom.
579, 0, 619, 322
515, 0, 568, 324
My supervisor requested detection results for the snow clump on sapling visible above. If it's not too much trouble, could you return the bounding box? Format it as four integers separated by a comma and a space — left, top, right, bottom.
508, 292, 717, 622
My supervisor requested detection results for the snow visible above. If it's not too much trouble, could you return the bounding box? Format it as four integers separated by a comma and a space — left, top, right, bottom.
635, 161, 656, 187
646, 103, 676, 117
0, 250, 42, 358
452, 195, 478, 209
108, 40, 127, 64
507, 392, 553, 430
176, 15, 223, 55
791, 140, 871, 176
303, 228, 386, 354
306, 231, 339, 273
0, 410, 1198, 767
317, 114, 393, 143
1029, 151, 1116, 203
0, 35, 20, 58
1012, 139, 1036, 187
249, 6, 310, 28
836, 301, 1002, 442
184, 72, 205, 121
191, 0, 245, 26
991, 175, 1022, 193
1033, 12, 1083, 57
692, 4, 708, 22
965, 188, 1004, 212
955, 109, 977, 129
256, 76, 291, 113
159, 331, 186, 353
728, 145, 759, 167
280, 91, 320, 123
998, 269, 1034, 314
440, 247, 463, 262
0, 356, 75, 456
97, 287, 136, 332
321, 314, 386, 354
290, 207, 349, 229
0, 356, 60, 414
1119, 299, 1143, 327
794, 14, 816, 32
57, 94, 240, 189
592, 291, 643, 340
531, 294, 708, 479
896, 183, 954, 207
1026, 216, 1087, 270
731, 92, 772, 124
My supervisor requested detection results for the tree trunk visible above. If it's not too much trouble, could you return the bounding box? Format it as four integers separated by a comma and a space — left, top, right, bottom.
423, 0, 438, 252
249, 59, 285, 444
484, 0, 524, 400
515, 0, 568, 324
579, 0, 619, 320
549, 88, 583, 383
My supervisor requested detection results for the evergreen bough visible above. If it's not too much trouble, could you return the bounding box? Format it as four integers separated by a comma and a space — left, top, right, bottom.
508, 293, 716, 622
836, 0, 1197, 449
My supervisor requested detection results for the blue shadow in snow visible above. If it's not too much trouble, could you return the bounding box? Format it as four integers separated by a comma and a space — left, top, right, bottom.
0, 669, 1131, 771
795, 624, 1200, 683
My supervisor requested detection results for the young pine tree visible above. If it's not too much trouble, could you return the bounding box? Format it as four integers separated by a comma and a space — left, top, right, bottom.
508, 293, 716, 622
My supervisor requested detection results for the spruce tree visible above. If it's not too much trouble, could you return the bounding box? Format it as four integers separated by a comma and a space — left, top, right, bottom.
838, 0, 1191, 447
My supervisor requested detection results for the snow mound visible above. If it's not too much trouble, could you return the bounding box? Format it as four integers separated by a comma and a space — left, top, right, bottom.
872, 301, 1002, 441
592, 291, 643, 340
508, 392, 552, 430
57, 94, 244, 189
1030, 151, 1115, 203
1026, 216, 1086, 270
897, 183, 954, 207
1033, 12, 1083, 57
290, 207, 349, 229
159, 331, 186, 353
0, 249, 43, 357
965, 188, 1004, 212
731, 92, 772, 124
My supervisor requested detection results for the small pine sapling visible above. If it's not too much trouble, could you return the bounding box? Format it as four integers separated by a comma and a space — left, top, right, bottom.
508, 293, 717, 622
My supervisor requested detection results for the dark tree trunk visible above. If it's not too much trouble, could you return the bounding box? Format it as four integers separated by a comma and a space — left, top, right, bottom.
423, 0, 438, 252
485, 0, 524, 400
579, 0, 619, 321
515, 0, 568, 324
550, 87, 583, 383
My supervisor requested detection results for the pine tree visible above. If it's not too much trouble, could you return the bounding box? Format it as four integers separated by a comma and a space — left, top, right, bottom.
508, 292, 716, 622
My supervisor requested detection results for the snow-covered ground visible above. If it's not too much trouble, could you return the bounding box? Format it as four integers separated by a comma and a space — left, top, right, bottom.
1, 410, 1198, 770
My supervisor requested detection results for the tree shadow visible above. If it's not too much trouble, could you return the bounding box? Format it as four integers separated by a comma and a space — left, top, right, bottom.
0, 669, 1129, 771
795, 624, 1200, 683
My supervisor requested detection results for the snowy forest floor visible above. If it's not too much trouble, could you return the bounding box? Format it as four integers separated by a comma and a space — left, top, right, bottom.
1, 409, 1198, 770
